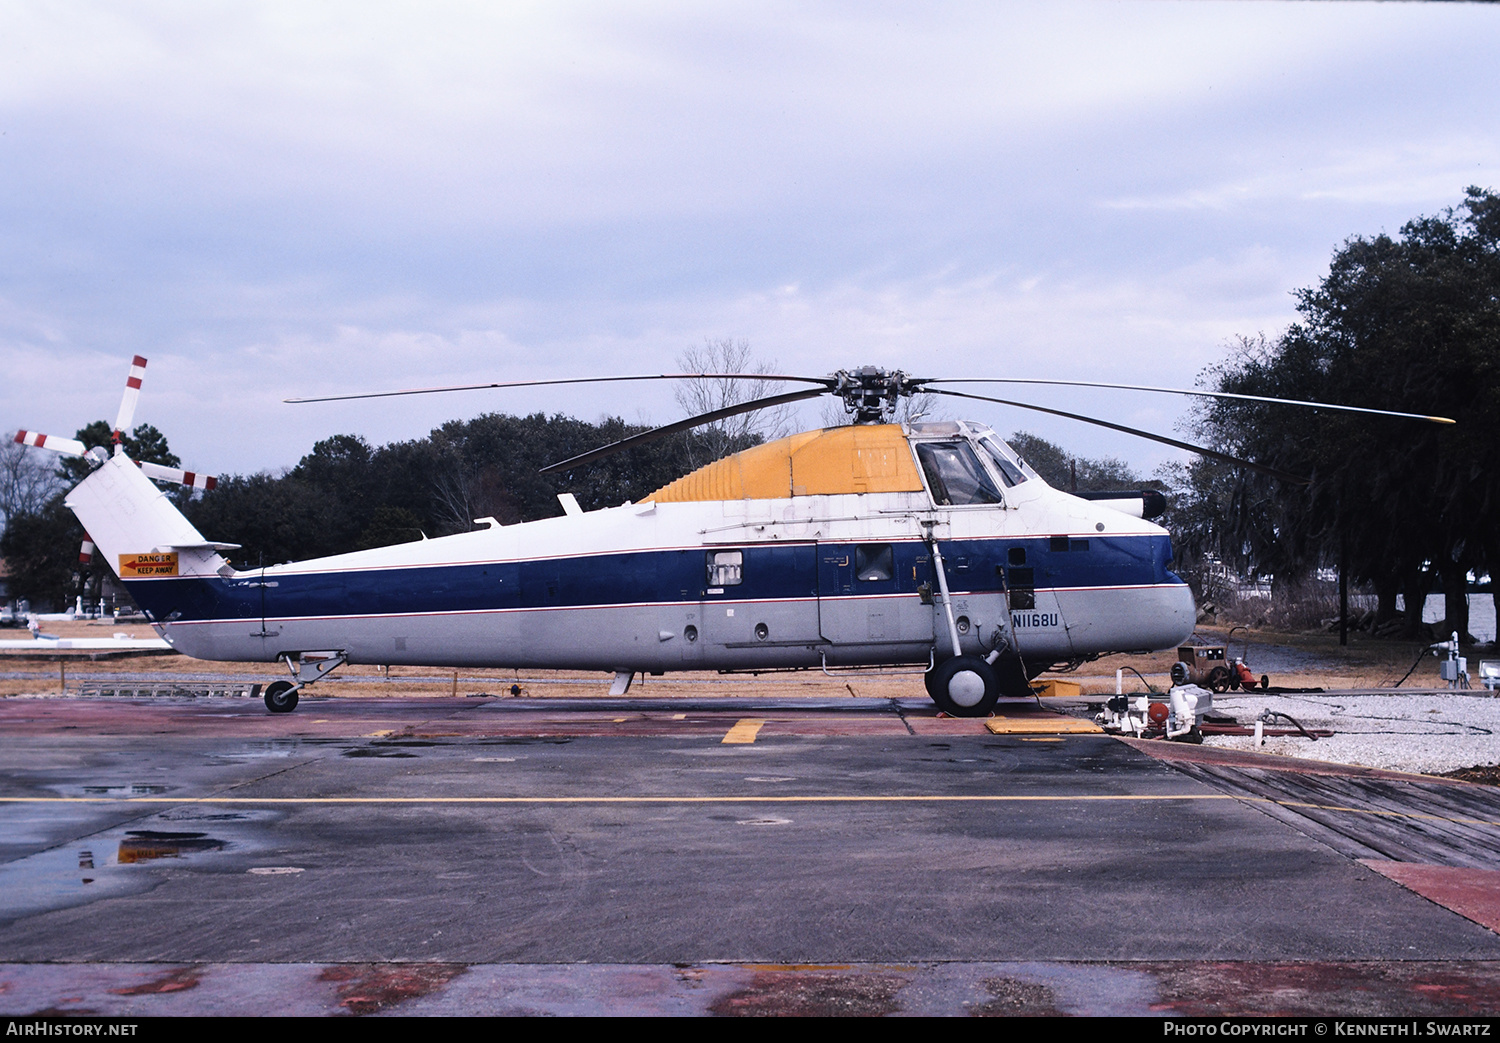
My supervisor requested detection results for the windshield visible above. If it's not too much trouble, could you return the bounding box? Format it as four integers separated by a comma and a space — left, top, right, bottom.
977, 435, 1032, 487
915, 441, 1004, 506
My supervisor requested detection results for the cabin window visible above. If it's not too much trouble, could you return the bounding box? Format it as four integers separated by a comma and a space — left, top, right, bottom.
1008, 547, 1027, 566
706, 550, 743, 587
855, 544, 894, 582
915, 442, 1004, 507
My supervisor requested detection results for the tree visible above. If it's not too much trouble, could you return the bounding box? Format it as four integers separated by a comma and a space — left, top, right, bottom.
0, 439, 64, 529
674, 338, 788, 467
59, 422, 180, 483
181, 412, 728, 569
1183, 188, 1500, 640
0, 498, 82, 610
1005, 431, 1147, 492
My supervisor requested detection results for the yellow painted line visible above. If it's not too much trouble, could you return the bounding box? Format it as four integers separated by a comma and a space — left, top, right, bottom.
2, 794, 1496, 829
671, 713, 687, 720
985, 717, 1102, 735
613, 718, 627, 723
1020, 737, 1065, 743
1, 794, 1237, 805
722, 718, 766, 744
364, 730, 396, 738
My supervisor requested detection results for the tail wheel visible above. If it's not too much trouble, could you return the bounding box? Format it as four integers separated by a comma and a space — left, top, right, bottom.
264, 680, 299, 714
926, 655, 999, 717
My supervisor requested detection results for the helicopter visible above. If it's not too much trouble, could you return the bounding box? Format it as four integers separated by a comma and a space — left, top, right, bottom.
16, 358, 1453, 716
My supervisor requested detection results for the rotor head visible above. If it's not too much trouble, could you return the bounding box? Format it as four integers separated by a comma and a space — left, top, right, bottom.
832, 367, 914, 424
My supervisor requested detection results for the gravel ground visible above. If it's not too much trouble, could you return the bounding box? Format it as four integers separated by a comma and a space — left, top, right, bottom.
1194, 687, 1500, 776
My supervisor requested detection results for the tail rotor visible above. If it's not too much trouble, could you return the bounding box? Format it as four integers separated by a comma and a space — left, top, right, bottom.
13, 355, 218, 492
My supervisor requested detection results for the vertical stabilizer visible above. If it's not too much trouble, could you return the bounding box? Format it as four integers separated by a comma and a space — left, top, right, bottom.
65, 455, 233, 580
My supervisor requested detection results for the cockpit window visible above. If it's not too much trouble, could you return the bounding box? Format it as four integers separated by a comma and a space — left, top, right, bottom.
977, 435, 1029, 487
915, 442, 1004, 506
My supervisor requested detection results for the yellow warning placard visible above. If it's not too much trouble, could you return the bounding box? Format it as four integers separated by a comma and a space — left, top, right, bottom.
118, 552, 178, 577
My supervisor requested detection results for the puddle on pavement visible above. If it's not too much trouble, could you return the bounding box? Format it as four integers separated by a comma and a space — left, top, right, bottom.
79, 784, 170, 796
216, 740, 306, 760
117, 830, 226, 863
0, 817, 251, 925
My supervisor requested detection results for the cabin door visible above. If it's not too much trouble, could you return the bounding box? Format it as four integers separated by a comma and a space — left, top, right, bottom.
699, 543, 822, 656
817, 542, 935, 655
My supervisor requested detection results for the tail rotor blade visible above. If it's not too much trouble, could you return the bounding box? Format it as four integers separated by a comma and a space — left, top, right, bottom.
14, 430, 87, 457
137, 460, 217, 491
113, 356, 148, 441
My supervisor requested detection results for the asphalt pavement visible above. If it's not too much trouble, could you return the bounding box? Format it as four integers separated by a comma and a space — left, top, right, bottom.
2, 694, 1498, 1016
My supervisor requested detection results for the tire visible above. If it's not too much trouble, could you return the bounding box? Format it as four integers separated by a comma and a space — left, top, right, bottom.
1206, 666, 1232, 694
264, 680, 299, 714
926, 655, 999, 717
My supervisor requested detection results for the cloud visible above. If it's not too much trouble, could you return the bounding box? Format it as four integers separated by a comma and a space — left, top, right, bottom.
1, 1, 1497, 480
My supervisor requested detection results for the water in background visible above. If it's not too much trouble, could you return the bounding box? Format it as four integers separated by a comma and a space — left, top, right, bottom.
1395, 593, 1497, 644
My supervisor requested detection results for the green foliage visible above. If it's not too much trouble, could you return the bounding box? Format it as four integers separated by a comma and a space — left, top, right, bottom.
1006, 431, 1147, 492
1178, 187, 1500, 637
60, 422, 181, 482
0, 499, 83, 608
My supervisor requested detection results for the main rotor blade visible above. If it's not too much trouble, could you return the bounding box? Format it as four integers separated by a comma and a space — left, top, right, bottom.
927, 389, 1310, 485
926, 377, 1455, 425
285, 373, 833, 405
538, 387, 828, 474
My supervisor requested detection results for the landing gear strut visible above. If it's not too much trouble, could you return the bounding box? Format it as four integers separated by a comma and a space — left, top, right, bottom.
264, 650, 349, 714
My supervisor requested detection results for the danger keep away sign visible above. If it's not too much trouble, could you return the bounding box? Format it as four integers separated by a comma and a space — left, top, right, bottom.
118, 552, 178, 577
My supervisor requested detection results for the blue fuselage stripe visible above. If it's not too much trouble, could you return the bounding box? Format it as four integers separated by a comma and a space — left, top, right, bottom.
124, 534, 1181, 625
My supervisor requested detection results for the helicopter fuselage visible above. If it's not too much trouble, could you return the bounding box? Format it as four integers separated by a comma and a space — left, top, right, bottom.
74, 421, 1196, 680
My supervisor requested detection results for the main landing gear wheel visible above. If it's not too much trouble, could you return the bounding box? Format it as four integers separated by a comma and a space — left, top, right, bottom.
926, 655, 999, 717
264, 680, 299, 714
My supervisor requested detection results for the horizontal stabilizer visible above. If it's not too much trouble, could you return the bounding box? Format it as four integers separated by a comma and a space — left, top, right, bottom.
155, 541, 242, 552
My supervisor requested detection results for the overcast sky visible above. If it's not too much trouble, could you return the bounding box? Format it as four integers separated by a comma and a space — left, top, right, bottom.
2, 1, 1496, 479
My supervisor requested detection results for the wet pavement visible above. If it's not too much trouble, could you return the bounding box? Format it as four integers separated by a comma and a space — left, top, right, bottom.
2, 694, 1499, 1016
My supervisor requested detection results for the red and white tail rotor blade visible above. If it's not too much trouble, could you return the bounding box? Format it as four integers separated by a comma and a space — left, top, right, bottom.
79, 533, 95, 565
113, 355, 148, 443
137, 460, 217, 491
13, 430, 87, 457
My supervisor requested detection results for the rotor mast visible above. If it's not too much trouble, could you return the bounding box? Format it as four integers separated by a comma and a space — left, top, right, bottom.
833, 367, 913, 424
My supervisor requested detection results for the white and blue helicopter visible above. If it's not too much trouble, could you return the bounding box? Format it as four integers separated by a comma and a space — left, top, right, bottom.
16, 359, 1452, 716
